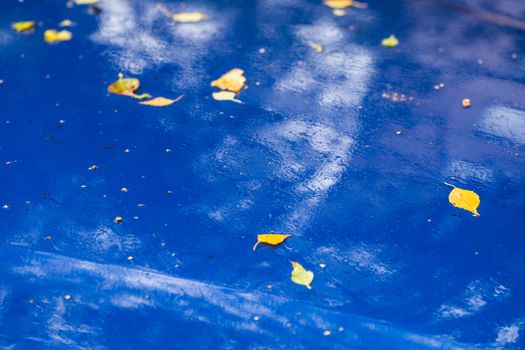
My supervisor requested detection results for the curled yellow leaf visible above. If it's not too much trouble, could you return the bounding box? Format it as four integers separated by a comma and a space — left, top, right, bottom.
212, 91, 241, 103
172, 12, 208, 23
75, 0, 99, 4
290, 261, 314, 289
381, 34, 399, 48
138, 95, 184, 107
12, 21, 35, 32
158, 5, 208, 23
211, 68, 246, 93
44, 29, 72, 43
445, 182, 480, 216
107, 73, 151, 100
324, 0, 353, 8
253, 234, 291, 251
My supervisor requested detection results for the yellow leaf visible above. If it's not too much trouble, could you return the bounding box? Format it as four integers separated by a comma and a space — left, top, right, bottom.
324, 0, 353, 9
12, 21, 35, 32
158, 5, 207, 23
253, 234, 291, 251
172, 12, 208, 23
309, 43, 324, 53
381, 34, 399, 48
107, 73, 151, 100
44, 29, 72, 43
59, 19, 76, 27
290, 261, 314, 289
445, 182, 480, 216
211, 68, 246, 93
212, 91, 241, 103
75, 0, 99, 4
138, 95, 184, 107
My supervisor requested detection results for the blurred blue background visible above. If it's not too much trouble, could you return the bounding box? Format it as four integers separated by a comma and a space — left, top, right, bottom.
1, 0, 525, 348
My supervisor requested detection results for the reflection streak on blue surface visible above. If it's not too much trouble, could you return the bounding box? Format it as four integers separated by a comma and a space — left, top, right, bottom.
0, 0, 524, 348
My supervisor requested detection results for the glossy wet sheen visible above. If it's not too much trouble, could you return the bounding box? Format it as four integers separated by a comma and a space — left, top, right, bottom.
0, 0, 524, 348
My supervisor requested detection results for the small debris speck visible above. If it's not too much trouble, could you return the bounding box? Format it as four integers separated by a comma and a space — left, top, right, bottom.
165, 148, 172, 153
253, 316, 260, 321
267, 284, 273, 289
64, 294, 71, 300
114, 216, 123, 224
121, 187, 128, 193
127, 255, 134, 261
338, 327, 344, 333
80, 184, 87, 189
333, 8, 346, 16
323, 330, 331, 336
462, 98, 471, 108
258, 48, 266, 54
88, 165, 98, 171
44, 235, 52, 241
395, 130, 403, 135
2, 204, 9, 209
319, 263, 327, 268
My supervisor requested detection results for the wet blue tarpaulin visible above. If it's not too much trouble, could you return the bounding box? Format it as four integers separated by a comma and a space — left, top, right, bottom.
1, 0, 525, 348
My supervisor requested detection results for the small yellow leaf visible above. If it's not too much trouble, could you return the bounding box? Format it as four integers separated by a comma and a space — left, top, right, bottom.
12, 21, 35, 32
75, 0, 99, 4
158, 5, 207, 23
211, 68, 246, 93
445, 182, 480, 216
253, 234, 291, 251
381, 34, 399, 48
138, 95, 184, 107
290, 261, 314, 289
44, 29, 72, 43
309, 43, 324, 53
107, 73, 151, 100
212, 91, 241, 103
59, 20, 76, 27
172, 12, 208, 23
324, 0, 353, 8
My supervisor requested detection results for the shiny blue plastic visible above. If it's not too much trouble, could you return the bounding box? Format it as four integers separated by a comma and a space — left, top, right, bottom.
1, 0, 525, 348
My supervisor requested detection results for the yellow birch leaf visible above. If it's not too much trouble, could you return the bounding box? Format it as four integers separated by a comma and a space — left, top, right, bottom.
381, 34, 399, 48
212, 91, 241, 103
59, 20, 76, 27
12, 21, 35, 32
44, 29, 72, 43
172, 12, 208, 23
107, 73, 151, 100
324, 0, 353, 9
75, 0, 99, 4
309, 43, 324, 53
290, 261, 314, 289
253, 234, 291, 251
158, 5, 207, 23
138, 95, 184, 107
445, 182, 480, 216
211, 68, 246, 93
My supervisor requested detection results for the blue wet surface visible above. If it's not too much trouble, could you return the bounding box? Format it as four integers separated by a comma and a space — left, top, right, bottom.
1, 0, 525, 348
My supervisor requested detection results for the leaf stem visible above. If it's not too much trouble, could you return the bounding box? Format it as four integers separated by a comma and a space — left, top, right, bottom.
443, 182, 456, 188
157, 4, 173, 18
